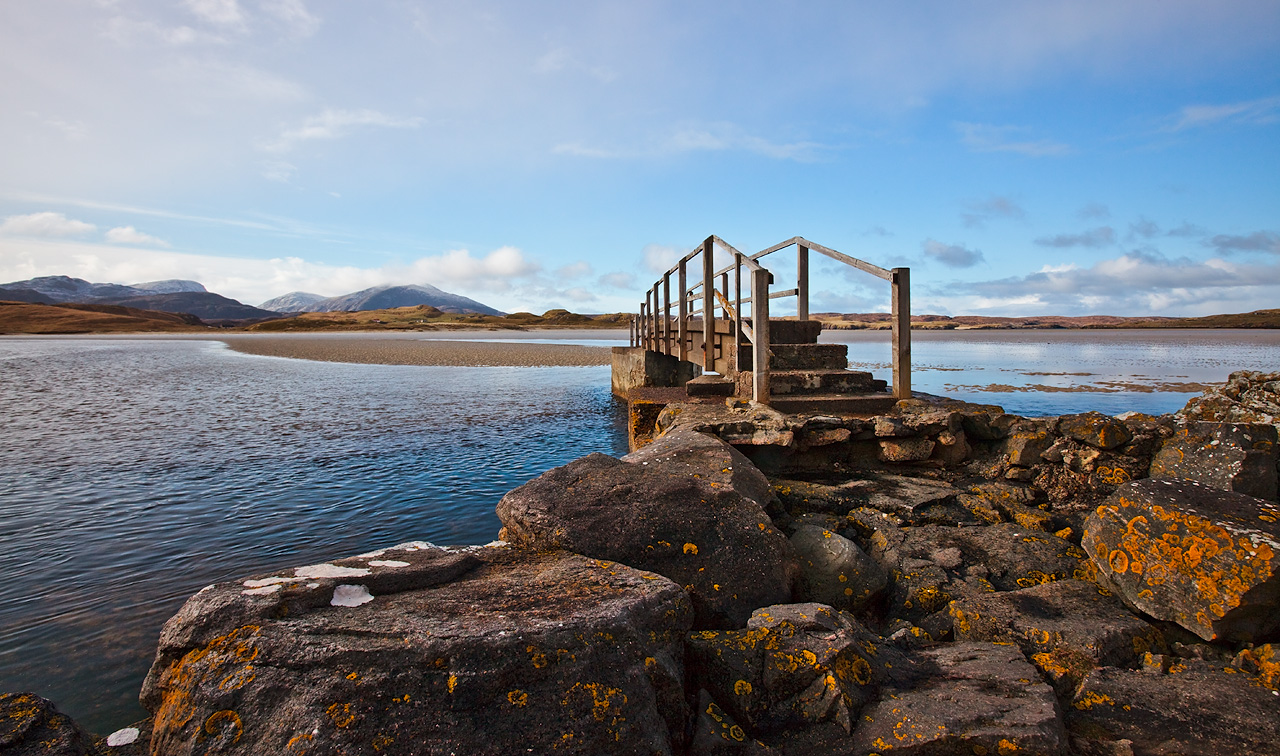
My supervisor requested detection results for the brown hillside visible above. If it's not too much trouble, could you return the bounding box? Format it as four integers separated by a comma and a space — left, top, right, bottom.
0, 301, 210, 334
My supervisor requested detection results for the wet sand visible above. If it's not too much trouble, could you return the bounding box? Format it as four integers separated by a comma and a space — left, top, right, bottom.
220, 334, 613, 367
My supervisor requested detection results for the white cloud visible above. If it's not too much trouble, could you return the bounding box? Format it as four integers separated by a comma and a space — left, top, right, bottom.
955, 123, 1070, 157
1207, 231, 1280, 255
105, 226, 170, 247
598, 272, 637, 289
399, 246, 541, 288
261, 0, 320, 37
641, 243, 683, 274
0, 212, 97, 237
265, 109, 425, 152
556, 261, 593, 279
962, 196, 1026, 228
261, 161, 296, 182
1165, 95, 1280, 132
184, 0, 245, 28
554, 123, 829, 162
922, 239, 984, 268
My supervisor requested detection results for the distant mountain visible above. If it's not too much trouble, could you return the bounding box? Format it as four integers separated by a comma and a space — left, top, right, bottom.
259, 291, 327, 312
98, 292, 278, 322
129, 279, 207, 294
302, 284, 504, 315
3, 275, 145, 302
0, 286, 53, 304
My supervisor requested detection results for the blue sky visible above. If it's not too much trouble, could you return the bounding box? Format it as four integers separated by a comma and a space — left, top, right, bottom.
1, 0, 1277, 316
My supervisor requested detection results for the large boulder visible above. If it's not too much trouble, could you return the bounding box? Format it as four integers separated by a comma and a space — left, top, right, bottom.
788, 526, 887, 611
1084, 478, 1280, 642
949, 579, 1167, 694
1068, 659, 1280, 755
140, 543, 693, 756
849, 642, 1068, 755
497, 428, 797, 628
1150, 421, 1278, 501
1178, 369, 1280, 425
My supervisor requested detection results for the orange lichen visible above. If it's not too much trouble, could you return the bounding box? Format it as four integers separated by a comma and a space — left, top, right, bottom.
327, 702, 356, 729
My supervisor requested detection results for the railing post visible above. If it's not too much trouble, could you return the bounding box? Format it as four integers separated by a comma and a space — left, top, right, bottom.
662, 272, 671, 354
702, 236, 715, 372
751, 267, 771, 404
797, 244, 809, 322
677, 259, 688, 362
734, 253, 743, 368
891, 267, 911, 399
630, 314, 635, 347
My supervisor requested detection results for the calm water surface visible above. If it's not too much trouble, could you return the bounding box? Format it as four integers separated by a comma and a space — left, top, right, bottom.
0, 329, 1276, 733
0, 337, 627, 732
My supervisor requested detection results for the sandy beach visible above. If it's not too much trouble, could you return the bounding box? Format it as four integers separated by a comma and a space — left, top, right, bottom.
219, 333, 615, 367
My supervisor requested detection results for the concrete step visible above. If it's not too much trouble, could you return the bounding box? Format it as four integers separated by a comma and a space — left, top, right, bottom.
768, 393, 899, 417
769, 370, 887, 396
764, 343, 849, 371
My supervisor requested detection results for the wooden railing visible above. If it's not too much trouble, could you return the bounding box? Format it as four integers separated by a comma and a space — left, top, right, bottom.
631, 235, 910, 404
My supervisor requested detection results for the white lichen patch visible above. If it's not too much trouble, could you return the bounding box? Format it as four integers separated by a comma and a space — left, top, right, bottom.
296, 563, 370, 579
106, 727, 140, 746
331, 584, 374, 607
391, 541, 435, 551
484, 540, 509, 548
368, 560, 410, 568
242, 584, 282, 596
243, 576, 301, 588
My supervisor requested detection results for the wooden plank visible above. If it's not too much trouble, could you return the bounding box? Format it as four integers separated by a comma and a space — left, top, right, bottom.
678, 260, 687, 361
751, 268, 771, 404
662, 272, 671, 354
702, 235, 715, 372
806, 240, 892, 281
891, 267, 911, 399
797, 244, 809, 321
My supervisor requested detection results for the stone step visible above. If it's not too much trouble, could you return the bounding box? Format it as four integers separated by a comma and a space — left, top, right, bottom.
768, 393, 899, 417
769, 370, 887, 396
764, 343, 849, 371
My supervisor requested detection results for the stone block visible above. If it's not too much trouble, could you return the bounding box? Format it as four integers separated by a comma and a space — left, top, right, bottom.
1150, 421, 1279, 501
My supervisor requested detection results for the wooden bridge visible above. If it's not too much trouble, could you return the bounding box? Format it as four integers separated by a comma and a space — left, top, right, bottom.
621, 235, 910, 414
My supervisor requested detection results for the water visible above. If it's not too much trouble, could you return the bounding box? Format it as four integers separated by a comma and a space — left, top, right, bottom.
823, 329, 1280, 416
0, 337, 628, 733
0, 329, 1276, 734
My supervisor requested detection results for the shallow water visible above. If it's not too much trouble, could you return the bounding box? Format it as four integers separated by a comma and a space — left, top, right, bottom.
0, 337, 627, 733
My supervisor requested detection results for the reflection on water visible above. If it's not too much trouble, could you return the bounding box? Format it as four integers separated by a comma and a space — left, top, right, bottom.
0, 338, 627, 733
824, 329, 1280, 416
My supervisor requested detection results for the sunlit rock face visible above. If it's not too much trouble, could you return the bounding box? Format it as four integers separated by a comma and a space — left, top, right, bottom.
1084, 478, 1280, 643
140, 543, 694, 756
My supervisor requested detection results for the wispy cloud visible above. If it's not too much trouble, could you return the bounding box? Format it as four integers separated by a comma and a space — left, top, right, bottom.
1207, 231, 1280, 255
962, 196, 1026, 228
554, 123, 830, 162
955, 123, 1070, 157
1165, 95, 1280, 132
1035, 226, 1115, 248
261, 0, 320, 37
922, 239, 984, 268
183, 0, 245, 28
0, 212, 97, 237
1077, 203, 1110, 220
264, 109, 424, 153
105, 226, 170, 247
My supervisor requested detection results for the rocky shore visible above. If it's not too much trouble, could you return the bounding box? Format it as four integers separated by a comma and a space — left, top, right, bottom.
5, 371, 1279, 755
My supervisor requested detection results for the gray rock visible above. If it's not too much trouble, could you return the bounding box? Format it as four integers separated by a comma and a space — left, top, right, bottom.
0, 693, 96, 755
899, 524, 1094, 592
1150, 421, 1279, 501
1083, 478, 1280, 642
141, 543, 693, 756
850, 642, 1067, 755
789, 526, 887, 611
498, 429, 797, 628
1178, 369, 1280, 425
878, 437, 935, 463
685, 603, 905, 737
689, 690, 776, 754
1002, 421, 1056, 466
1058, 412, 1133, 450
950, 579, 1167, 694
1068, 661, 1280, 755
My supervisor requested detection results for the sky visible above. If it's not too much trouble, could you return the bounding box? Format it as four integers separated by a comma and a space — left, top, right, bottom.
1, 0, 1278, 316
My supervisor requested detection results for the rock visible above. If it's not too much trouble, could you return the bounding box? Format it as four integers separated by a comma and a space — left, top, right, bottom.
931, 429, 971, 466
689, 690, 777, 755
789, 526, 888, 611
498, 429, 797, 628
1002, 421, 1056, 466
655, 402, 795, 447
1068, 661, 1280, 755
949, 579, 1167, 694
1233, 643, 1280, 690
140, 543, 693, 756
899, 524, 1094, 592
1150, 421, 1279, 501
1083, 479, 1280, 642
1178, 369, 1280, 425
0, 693, 96, 755
773, 473, 965, 526
685, 603, 904, 737
849, 642, 1067, 755
878, 437, 934, 463
1059, 412, 1133, 450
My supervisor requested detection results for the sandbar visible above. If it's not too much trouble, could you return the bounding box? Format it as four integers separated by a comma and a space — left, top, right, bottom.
219, 334, 613, 367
